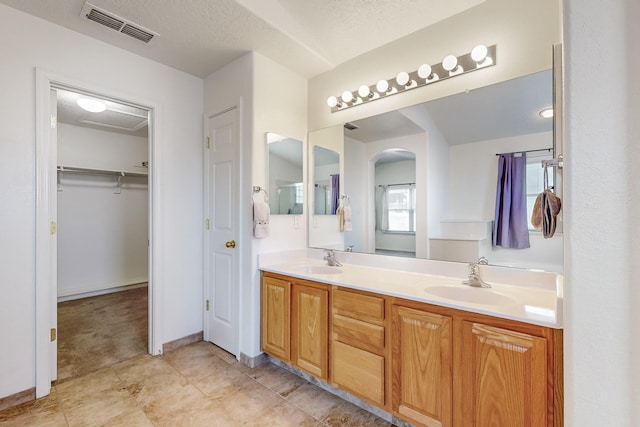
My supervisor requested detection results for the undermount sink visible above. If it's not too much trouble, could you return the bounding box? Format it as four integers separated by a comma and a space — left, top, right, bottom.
296, 265, 343, 275
424, 285, 517, 306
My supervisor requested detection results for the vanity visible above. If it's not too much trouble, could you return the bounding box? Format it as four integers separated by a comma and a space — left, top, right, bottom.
259, 250, 563, 427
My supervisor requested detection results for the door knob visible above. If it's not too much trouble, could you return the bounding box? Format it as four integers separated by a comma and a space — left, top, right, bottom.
225, 240, 236, 248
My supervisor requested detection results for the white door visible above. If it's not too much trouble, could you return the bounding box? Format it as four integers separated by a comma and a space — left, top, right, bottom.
205, 108, 240, 356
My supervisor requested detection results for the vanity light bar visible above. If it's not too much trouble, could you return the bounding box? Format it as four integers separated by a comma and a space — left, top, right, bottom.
326, 44, 496, 113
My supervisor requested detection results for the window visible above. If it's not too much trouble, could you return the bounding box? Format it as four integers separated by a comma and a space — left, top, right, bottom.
526, 154, 554, 230
294, 182, 303, 204
381, 184, 416, 233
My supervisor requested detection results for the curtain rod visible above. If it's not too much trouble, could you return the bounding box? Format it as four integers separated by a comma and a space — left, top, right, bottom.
495, 148, 552, 156
378, 182, 415, 187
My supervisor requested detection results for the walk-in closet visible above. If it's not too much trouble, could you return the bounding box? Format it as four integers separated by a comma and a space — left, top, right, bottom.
55, 88, 150, 382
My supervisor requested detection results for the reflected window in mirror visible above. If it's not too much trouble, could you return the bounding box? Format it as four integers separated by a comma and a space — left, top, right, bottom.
267, 132, 303, 215
380, 184, 416, 233
313, 145, 340, 215
374, 151, 416, 257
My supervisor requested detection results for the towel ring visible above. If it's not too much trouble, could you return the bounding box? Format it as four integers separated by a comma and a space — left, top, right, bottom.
252, 186, 268, 202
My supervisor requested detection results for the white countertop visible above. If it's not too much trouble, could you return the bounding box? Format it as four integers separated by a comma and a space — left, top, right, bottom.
259, 249, 563, 329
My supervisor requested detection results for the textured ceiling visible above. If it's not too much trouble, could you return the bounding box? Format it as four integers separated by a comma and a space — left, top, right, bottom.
0, 0, 483, 78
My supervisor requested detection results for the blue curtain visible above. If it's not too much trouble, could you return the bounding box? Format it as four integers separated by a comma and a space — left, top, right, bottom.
330, 174, 340, 215
493, 153, 530, 248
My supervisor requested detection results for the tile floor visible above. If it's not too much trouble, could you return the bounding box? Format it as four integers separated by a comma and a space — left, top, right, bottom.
56, 286, 148, 383
0, 341, 397, 426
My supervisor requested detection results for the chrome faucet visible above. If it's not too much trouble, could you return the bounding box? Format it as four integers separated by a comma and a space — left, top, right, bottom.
463, 257, 491, 288
323, 249, 343, 267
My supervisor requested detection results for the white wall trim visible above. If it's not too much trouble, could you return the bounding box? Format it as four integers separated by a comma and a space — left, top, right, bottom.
34, 68, 164, 398
35, 69, 55, 398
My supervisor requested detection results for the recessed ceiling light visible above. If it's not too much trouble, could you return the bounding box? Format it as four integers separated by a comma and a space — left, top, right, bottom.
539, 107, 553, 119
77, 98, 106, 113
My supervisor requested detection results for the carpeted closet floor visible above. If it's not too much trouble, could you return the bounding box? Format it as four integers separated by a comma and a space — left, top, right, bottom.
56, 286, 148, 384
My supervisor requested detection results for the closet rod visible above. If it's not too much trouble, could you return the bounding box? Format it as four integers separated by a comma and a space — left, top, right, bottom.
57, 166, 148, 178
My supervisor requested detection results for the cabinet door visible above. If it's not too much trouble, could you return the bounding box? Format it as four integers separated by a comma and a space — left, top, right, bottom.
392, 305, 452, 427
261, 276, 291, 360
292, 283, 329, 379
460, 322, 547, 427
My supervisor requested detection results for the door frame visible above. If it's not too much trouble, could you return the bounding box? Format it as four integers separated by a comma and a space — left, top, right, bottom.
34, 68, 164, 397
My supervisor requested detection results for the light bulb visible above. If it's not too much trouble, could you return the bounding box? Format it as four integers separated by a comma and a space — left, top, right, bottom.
77, 98, 106, 113
341, 91, 353, 103
417, 64, 432, 79
376, 79, 389, 93
442, 55, 458, 72
327, 96, 338, 108
358, 85, 371, 98
471, 44, 488, 62
396, 71, 410, 86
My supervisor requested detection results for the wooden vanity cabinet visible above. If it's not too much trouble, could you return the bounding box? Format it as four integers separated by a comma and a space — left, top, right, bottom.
261, 272, 329, 380
261, 272, 563, 427
331, 288, 389, 408
391, 298, 563, 427
391, 305, 452, 427
261, 274, 291, 361
291, 281, 329, 379
458, 321, 549, 427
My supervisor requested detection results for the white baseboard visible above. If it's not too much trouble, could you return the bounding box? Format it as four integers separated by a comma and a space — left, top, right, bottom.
57, 281, 148, 302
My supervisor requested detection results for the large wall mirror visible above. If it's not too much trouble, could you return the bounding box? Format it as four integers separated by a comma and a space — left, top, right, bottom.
309, 69, 563, 273
267, 132, 303, 215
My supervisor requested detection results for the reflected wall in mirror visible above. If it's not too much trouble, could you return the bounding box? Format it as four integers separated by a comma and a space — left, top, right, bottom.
313, 145, 340, 215
267, 132, 303, 215
310, 70, 563, 273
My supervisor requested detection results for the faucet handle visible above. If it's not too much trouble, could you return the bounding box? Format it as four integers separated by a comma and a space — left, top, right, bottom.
467, 262, 477, 275
477, 256, 489, 265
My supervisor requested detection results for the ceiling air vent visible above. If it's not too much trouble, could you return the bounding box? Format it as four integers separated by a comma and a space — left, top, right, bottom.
80, 2, 158, 43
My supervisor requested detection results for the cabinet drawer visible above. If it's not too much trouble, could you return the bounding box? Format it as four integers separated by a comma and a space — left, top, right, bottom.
333, 313, 385, 352
333, 288, 385, 322
332, 341, 385, 406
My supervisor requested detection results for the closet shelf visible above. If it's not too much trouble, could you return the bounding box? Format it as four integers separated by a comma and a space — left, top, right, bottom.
57, 166, 148, 178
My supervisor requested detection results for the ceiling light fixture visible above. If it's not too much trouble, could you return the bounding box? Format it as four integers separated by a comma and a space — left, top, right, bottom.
77, 97, 107, 113
326, 44, 496, 112
539, 107, 554, 118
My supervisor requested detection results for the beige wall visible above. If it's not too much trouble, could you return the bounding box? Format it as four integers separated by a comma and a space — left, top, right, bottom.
308, 0, 561, 131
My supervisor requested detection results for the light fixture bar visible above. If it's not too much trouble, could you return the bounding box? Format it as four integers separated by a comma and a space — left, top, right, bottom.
327, 45, 496, 112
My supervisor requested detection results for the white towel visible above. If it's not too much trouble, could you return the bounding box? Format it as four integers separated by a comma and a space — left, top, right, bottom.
253, 201, 270, 238
338, 206, 352, 232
